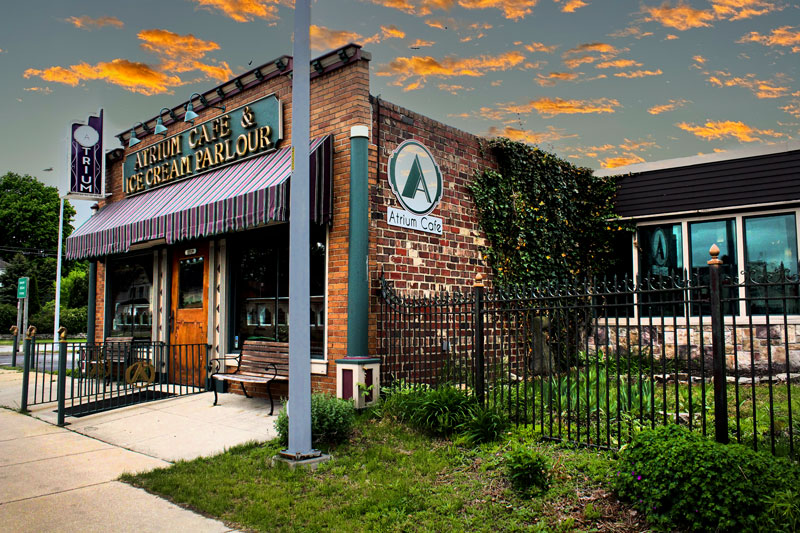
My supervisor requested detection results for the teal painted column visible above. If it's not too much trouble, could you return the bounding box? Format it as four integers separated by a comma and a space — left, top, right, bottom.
347, 125, 370, 357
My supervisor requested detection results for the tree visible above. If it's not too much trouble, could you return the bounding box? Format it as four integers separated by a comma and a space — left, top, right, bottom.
0, 253, 41, 314
0, 172, 77, 305
0, 172, 75, 255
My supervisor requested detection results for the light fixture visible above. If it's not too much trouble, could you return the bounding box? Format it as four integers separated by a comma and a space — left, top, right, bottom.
128, 122, 147, 147
154, 107, 172, 136
184, 93, 201, 124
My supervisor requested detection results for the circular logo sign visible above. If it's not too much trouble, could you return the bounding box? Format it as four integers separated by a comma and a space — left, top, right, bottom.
388, 140, 443, 216
73, 125, 100, 148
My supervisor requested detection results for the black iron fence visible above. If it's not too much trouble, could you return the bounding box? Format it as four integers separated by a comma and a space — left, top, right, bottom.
17, 330, 209, 420
379, 252, 799, 459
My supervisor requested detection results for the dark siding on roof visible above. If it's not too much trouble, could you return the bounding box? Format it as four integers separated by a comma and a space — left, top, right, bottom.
614, 149, 800, 218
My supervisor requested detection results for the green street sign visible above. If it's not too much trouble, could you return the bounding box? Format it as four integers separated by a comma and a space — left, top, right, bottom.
17, 277, 29, 299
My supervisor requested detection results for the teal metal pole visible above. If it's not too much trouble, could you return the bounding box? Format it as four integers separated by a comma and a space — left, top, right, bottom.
57, 328, 68, 426
21, 328, 34, 412
347, 126, 370, 357
10, 325, 18, 367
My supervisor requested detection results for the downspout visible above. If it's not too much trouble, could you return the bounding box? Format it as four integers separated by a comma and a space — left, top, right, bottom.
347, 125, 370, 357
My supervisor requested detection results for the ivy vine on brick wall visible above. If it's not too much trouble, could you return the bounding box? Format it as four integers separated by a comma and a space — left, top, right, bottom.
470, 138, 628, 287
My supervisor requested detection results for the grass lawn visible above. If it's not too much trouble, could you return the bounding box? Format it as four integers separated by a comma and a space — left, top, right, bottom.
122, 415, 648, 532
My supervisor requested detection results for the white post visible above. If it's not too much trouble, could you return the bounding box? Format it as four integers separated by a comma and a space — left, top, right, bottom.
53, 196, 65, 342
283, 0, 315, 459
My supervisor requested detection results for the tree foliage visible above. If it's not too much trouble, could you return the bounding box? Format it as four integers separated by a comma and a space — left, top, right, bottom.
470, 139, 628, 287
0, 254, 41, 314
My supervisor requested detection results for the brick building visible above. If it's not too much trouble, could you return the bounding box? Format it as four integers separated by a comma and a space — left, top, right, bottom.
65, 44, 495, 398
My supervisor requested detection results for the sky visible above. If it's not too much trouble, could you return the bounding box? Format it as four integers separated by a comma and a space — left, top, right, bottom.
1, 0, 799, 227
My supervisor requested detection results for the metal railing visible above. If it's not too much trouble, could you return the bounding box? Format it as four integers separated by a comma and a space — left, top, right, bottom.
19, 328, 209, 420
379, 249, 799, 459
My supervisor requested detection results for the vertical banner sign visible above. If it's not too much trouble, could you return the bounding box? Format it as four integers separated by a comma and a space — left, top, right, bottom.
69, 111, 104, 199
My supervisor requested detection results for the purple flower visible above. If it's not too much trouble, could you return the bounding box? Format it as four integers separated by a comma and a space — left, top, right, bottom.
637, 475, 642, 481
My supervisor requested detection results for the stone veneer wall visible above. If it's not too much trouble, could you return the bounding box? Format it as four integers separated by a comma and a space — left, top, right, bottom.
587, 323, 800, 374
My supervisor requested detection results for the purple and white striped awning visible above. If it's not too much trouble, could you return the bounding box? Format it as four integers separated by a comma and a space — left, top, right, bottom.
66, 136, 332, 260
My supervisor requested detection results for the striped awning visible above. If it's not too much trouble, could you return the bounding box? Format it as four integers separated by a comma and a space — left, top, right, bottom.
66, 136, 332, 260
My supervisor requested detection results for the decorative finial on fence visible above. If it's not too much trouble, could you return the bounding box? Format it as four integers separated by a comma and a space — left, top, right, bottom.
474, 273, 485, 288
10, 325, 18, 335
58, 326, 67, 342
26, 325, 37, 339
708, 244, 722, 266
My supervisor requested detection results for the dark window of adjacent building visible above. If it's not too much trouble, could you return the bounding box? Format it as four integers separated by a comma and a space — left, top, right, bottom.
230, 224, 327, 358
638, 224, 684, 316
744, 213, 799, 315
107, 254, 153, 339
689, 219, 737, 316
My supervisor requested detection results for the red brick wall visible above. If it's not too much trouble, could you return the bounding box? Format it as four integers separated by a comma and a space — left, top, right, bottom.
367, 99, 496, 355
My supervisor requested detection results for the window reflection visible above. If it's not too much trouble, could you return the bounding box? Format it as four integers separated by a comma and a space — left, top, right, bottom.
745, 214, 799, 315
689, 219, 737, 316
638, 224, 684, 316
108, 254, 153, 339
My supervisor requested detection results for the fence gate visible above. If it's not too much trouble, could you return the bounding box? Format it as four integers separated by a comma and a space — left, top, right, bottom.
378, 249, 799, 459
18, 333, 209, 420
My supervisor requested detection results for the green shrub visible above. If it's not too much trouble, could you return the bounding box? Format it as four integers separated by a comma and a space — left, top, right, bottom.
460, 405, 509, 444
504, 444, 550, 495
409, 385, 476, 437
0, 303, 17, 331
614, 425, 800, 532
380, 380, 427, 422
28, 302, 86, 335
275, 393, 355, 447
764, 489, 800, 533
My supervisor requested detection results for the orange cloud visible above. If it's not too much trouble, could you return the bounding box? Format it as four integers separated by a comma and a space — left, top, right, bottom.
554, 0, 588, 12
619, 138, 658, 151
614, 69, 663, 78
738, 26, 800, 52
138, 29, 232, 82
706, 71, 790, 98
665, 33, 679, 39
309, 24, 405, 51
377, 51, 526, 90
677, 120, 784, 142
601, 155, 645, 168
65, 15, 124, 30
24, 86, 52, 94
647, 98, 690, 114
595, 59, 643, 69
642, 1, 715, 31
525, 41, 558, 53
438, 83, 474, 94
536, 71, 580, 86
563, 55, 597, 69
189, 0, 290, 22
370, 0, 537, 19
410, 39, 435, 47
500, 97, 621, 117
24, 59, 182, 95
564, 42, 622, 56
488, 125, 577, 143
711, 0, 783, 21
609, 26, 655, 39
780, 101, 800, 118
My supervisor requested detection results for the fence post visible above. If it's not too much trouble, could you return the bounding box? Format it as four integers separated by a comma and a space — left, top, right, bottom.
10, 325, 19, 367
57, 327, 68, 426
708, 244, 729, 444
474, 274, 485, 406
20, 326, 36, 412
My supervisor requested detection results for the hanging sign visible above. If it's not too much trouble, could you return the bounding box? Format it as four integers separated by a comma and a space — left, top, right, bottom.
68, 111, 104, 200
122, 94, 283, 196
386, 139, 444, 235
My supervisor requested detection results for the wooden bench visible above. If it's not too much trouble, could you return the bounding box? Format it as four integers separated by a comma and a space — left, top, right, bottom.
208, 340, 289, 415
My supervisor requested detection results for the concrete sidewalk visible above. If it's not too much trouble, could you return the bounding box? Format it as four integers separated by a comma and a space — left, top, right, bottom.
0, 369, 282, 532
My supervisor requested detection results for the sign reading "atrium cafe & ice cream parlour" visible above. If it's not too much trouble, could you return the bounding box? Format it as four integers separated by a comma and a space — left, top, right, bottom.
123, 94, 283, 196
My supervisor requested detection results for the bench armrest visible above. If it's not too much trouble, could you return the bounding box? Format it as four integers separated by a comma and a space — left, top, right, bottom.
265, 362, 278, 381
209, 355, 241, 375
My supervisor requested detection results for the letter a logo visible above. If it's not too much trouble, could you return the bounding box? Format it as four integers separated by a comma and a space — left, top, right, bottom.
388, 140, 443, 216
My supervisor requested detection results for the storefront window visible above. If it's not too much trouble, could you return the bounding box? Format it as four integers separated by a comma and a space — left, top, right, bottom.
231, 224, 327, 358
638, 224, 683, 316
745, 213, 799, 315
107, 254, 153, 339
689, 219, 737, 316
179, 257, 204, 308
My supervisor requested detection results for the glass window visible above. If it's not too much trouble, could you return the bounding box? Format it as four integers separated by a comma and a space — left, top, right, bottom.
689, 219, 737, 316
231, 224, 327, 358
178, 257, 204, 309
638, 224, 684, 316
108, 254, 153, 339
745, 213, 799, 315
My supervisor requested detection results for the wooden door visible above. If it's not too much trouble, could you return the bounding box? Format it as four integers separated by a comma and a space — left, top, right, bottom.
170, 243, 209, 386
